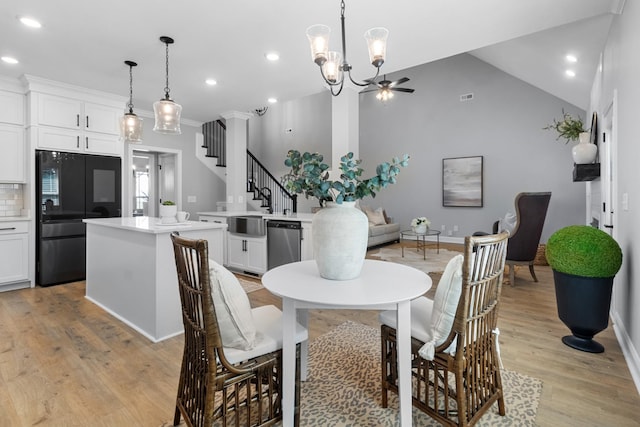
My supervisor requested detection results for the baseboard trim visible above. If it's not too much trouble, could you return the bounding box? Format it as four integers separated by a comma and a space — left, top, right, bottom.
611, 309, 640, 395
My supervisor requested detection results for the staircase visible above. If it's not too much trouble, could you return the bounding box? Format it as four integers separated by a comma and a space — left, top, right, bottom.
201, 120, 297, 213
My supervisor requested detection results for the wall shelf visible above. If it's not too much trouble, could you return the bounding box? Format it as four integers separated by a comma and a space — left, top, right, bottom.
573, 163, 600, 182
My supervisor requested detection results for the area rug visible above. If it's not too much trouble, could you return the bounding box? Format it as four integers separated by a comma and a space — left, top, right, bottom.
369, 246, 461, 274
235, 276, 264, 294
301, 321, 542, 426
165, 321, 541, 426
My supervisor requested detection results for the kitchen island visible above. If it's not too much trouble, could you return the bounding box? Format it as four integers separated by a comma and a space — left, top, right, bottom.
198, 211, 315, 270
83, 217, 226, 342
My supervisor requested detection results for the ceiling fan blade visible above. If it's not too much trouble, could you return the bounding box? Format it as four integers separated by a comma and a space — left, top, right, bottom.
363, 78, 381, 87
388, 77, 410, 88
360, 88, 379, 94
392, 87, 415, 93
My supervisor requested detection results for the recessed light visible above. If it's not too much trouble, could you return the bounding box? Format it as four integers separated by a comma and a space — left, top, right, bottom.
265, 52, 280, 61
565, 54, 577, 63
18, 16, 42, 28
268, 97, 278, 104
1, 56, 19, 65
205, 79, 217, 86
565, 70, 576, 78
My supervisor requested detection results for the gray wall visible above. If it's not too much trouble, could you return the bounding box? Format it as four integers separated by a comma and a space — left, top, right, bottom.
249, 53, 585, 242
123, 119, 225, 217
359, 53, 586, 242
252, 91, 332, 213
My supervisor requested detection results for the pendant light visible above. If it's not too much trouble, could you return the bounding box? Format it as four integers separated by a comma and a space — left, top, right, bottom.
153, 36, 182, 134
120, 60, 143, 143
306, 0, 388, 96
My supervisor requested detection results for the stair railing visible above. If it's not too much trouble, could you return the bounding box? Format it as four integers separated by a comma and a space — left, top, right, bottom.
247, 150, 297, 214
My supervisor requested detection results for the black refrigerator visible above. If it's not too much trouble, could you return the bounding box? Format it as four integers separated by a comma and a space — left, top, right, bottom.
36, 150, 121, 286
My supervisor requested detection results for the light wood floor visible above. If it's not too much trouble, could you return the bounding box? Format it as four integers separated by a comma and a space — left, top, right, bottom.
0, 241, 638, 426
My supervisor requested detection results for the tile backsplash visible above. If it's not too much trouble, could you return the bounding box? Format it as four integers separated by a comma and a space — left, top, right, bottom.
0, 184, 24, 217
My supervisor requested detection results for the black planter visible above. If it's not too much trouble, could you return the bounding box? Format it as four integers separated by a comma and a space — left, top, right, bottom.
553, 270, 614, 353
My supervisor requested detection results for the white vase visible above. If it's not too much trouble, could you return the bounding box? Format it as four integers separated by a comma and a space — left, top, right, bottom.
312, 201, 369, 280
572, 132, 597, 164
413, 224, 427, 234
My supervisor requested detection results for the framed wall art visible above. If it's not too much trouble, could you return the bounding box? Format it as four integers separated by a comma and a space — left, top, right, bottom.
442, 156, 483, 207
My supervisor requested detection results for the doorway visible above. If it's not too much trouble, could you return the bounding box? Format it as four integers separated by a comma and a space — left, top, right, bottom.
125, 145, 182, 218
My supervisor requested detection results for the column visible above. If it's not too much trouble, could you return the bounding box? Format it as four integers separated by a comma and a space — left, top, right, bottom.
221, 111, 253, 212
331, 87, 360, 169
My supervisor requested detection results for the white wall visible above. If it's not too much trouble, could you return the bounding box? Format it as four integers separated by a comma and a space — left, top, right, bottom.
594, 2, 640, 392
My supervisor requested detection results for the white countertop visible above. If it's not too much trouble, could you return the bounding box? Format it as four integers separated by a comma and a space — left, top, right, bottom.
83, 216, 228, 234
197, 211, 315, 223
0, 216, 31, 222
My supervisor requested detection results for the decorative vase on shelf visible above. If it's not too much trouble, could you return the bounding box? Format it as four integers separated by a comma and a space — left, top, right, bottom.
312, 201, 368, 280
572, 132, 597, 164
413, 224, 427, 234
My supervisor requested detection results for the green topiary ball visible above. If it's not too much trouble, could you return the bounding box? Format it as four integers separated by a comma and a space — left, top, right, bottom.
545, 225, 622, 278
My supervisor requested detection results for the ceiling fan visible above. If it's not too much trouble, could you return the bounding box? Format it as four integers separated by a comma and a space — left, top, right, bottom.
361, 75, 415, 101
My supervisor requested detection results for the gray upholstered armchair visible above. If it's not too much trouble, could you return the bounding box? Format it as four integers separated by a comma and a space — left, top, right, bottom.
477, 192, 551, 285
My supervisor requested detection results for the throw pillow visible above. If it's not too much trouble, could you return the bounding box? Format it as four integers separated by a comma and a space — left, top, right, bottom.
365, 207, 387, 226
498, 211, 517, 235
418, 254, 464, 360
209, 259, 257, 350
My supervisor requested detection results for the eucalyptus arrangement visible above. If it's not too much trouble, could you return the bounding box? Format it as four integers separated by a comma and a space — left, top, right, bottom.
162, 200, 175, 206
543, 109, 588, 144
282, 150, 409, 205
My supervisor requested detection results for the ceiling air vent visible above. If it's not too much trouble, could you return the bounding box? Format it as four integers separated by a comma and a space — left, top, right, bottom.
460, 93, 474, 102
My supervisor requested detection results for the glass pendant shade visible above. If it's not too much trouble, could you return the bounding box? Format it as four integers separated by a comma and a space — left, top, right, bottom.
153, 98, 182, 134
364, 27, 388, 67
153, 36, 182, 135
322, 51, 343, 83
121, 60, 143, 143
121, 112, 143, 143
306, 24, 330, 65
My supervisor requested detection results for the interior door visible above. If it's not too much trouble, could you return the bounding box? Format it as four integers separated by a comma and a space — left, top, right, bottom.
600, 93, 617, 238
158, 154, 176, 207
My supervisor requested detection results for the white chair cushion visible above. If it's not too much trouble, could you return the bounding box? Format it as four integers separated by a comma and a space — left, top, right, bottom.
378, 296, 434, 344
418, 254, 464, 360
209, 259, 256, 350
224, 305, 309, 365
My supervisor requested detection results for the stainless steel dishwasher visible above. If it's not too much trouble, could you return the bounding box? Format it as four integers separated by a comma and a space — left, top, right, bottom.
267, 220, 302, 270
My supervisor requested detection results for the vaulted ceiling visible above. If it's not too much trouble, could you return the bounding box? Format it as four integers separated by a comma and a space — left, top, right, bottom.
0, 0, 622, 123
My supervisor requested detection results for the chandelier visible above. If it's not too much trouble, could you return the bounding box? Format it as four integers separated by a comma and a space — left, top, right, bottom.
120, 60, 143, 143
153, 36, 182, 135
306, 0, 388, 96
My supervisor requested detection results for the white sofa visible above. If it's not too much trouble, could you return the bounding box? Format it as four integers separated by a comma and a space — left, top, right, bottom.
360, 205, 401, 248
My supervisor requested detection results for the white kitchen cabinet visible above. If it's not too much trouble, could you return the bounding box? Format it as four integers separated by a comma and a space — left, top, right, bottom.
29, 91, 123, 156
301, 222, 313, 261
0, 124, 25, 182
199, 215, 228, 265
227, 233, 267, 275
0, 90, 24, 125
0, 221, 29, 288
35, 93, 121, 135
36, 122, 120, 156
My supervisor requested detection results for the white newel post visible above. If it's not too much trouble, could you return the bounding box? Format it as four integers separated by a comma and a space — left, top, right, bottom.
221, 111, 253, 212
